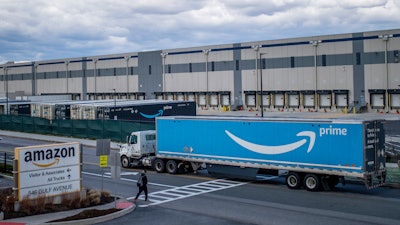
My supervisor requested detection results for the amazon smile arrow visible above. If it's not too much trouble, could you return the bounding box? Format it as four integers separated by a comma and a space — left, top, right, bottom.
225, 130, 315, 155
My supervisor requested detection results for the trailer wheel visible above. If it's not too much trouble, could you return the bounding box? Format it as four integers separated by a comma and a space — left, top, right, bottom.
166, 160, 178, 174
120, 156, 130, 168
153, 159, 165, 173
286, 172, 302, 189
303, 174, 320, 191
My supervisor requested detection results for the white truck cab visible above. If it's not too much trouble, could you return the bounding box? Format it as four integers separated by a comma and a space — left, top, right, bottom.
119, 130, 156, 168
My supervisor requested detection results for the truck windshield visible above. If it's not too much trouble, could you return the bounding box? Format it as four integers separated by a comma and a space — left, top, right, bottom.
130, 135, 137, 144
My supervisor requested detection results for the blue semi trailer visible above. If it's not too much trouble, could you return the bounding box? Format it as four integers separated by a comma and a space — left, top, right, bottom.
119, 116, 386, 191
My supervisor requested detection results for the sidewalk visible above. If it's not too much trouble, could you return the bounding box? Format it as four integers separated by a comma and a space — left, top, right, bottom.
0, 130, 122, 150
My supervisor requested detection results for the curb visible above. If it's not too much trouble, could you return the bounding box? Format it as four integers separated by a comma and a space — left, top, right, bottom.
43, 201, 135, 225
1, 199, 135, 225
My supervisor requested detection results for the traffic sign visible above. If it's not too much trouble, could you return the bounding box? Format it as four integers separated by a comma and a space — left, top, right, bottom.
99, 155, 108, 168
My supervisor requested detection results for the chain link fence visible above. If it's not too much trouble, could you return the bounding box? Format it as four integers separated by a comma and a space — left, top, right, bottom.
0, 115, 155, 143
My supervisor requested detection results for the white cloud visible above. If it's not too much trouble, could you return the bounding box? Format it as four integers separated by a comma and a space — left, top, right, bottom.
0, 0, 399, 63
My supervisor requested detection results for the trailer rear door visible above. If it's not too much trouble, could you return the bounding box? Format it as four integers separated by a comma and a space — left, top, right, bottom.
364, 121, 385, 173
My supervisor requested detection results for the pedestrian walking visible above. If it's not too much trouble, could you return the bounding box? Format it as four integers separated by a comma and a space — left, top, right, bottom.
134, 170, 148, 202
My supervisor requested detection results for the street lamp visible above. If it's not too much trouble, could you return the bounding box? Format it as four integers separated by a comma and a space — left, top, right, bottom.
93, 58, 98, 98
4, 67, 9, 115
112, 88, 116, 108
259, 53, 267, 118
310, 40, 321, 111
65, 61, 69, 94
252, 45, 262, 112
203, 49, 211, 91
125, 56, 130, 98
161, 52, 168, 94
379, 34, 393, 113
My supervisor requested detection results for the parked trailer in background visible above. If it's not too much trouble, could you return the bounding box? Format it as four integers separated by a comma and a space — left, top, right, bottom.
120, 116, 386, 191
100, 100, 196, 122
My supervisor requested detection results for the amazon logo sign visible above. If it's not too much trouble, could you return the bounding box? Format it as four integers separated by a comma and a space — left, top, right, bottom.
15, 142, 81, 172
24, 147, 75, 167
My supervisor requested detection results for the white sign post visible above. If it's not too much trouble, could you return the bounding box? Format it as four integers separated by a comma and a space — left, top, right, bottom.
14, 142, 82, 200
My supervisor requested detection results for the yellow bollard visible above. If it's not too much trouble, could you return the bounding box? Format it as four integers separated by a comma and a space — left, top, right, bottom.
353, 107, 356, 114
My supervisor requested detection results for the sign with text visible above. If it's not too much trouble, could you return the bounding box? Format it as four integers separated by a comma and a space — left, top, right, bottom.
15, 142, 81, 200
99, 155, 108, 168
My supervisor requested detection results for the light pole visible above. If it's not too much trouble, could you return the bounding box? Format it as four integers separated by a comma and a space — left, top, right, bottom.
161, 52, 168, 95
112, 88, 117, 120
112, 88, 116, 108
310, 40, 321, 111
125, 56, 130, 98
259, 53, 267, 118
203, 49, 211, 108
4, 67, 9, 115
379, 34, 393, 113
34, 64, 38, 96
93, 58, 98, 99
65, 61, 69, 94
252, 45, 262, 111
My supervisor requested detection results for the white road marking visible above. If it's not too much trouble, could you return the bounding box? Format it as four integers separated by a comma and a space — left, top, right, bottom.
129, 179, 248, 208
82, 171, 176, 188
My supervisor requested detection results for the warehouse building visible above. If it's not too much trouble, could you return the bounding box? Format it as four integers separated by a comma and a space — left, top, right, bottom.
1, 28, 400, 114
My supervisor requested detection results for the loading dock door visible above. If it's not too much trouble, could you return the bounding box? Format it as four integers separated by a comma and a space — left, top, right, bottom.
166, 93, 174, 100
209, 93, 219, 106
288, 94, 299, 108
245, 93, 256, 107
335, 94, 348, 108
176, 93, 185, 101
221, 94, 230, 106
304, 94, 315, 107
198, 93, 207, 106
319, 94, 332, 108
137, 94, 145, 100
155, 93, 163, 100
390, 94, 400, 108
371, 93, 384, 109
187, 93, 196, 102
262, 94, 270, 107
273, 93, 284, 107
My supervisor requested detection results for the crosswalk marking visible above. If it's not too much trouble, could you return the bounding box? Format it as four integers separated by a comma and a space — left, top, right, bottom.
82, 171, 248, 207
129, 179, 248, 208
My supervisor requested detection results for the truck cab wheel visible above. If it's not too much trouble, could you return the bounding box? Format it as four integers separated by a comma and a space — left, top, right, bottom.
166, 160, 178, 174
153, 158, 165, 173
303, 174, 320, 191
286, 172, 302, 189
121, 156, 130, 168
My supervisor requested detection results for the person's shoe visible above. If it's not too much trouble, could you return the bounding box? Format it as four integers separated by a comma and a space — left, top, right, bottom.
133, 198, 137, 202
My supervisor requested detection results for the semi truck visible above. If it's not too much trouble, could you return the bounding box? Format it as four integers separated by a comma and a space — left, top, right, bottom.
119, 116, 386, 191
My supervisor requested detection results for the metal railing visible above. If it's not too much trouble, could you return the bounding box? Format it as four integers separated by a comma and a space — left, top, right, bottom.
0, 152, 14, 173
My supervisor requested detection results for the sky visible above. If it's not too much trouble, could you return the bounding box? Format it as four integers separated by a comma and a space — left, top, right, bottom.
1, 0, 399, 64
